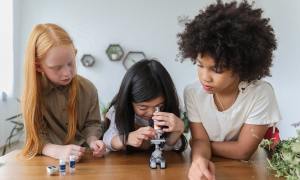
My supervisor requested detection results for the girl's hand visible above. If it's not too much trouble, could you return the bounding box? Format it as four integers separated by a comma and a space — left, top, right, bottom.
152, 112, 184, 133
89, 140, 106, 157
188, 157, 216, 180
127, 126, 156, 147
57, 144, 86, 162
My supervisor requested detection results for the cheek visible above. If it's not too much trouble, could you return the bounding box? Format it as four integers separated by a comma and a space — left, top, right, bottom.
135, 111, 145, 116
197, 68, 202, 80
43, 70, 57, 79
214, 77, 226, 88
134, 109, 146, 117
132, 106, 143, 116
70, 65, 76, 74
214, 76, 234, 90
69, 69, 75, 78
134, 109, 153, 120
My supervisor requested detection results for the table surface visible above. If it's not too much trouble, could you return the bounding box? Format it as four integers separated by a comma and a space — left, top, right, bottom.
0, 148, 283, 180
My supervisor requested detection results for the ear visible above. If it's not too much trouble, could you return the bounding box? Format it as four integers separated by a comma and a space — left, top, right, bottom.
35, 61, 43, 73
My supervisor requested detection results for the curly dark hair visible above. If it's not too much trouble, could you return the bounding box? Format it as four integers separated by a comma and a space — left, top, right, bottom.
177, 0, 277, 82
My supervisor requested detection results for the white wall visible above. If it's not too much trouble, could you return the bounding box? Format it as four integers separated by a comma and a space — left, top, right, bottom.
14, 0, 209, 101
255, 0, 300, 138
0, 0, 13, 95
12, 0, 300, 139
0, 0, 19, 148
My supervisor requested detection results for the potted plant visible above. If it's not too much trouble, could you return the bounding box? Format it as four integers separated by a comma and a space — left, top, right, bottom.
1, 98, 23, 155
260, 123, 300, 179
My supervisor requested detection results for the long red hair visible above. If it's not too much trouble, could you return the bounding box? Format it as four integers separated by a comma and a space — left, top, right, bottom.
21, 23, 78, 158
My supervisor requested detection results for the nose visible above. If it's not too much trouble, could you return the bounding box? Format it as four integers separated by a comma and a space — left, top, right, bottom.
149, 107, 157, 116
144, 107, 157, 118
61, 65, 72, 78
199, 68, 212, 83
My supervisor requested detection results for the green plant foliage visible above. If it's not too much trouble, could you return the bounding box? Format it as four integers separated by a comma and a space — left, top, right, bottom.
260, 129, 300, 180
2, 98, 24, 155
180, 111, 189, 133
2, 113, 23, 155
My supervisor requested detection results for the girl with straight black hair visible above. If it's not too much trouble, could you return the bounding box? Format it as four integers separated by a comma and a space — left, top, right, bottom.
103, 59, 187, 153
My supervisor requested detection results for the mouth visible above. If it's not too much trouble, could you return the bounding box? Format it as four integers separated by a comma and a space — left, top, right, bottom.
202, 83, 213, 91
61, 78, 71, 83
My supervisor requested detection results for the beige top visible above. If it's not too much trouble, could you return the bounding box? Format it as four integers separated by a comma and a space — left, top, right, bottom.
39, 75, 103, 147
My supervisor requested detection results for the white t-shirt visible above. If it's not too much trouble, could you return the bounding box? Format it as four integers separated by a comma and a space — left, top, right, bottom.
184, 80, 281, 141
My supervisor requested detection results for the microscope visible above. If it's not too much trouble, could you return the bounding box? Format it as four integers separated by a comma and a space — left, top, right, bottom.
149, 107, 166, 169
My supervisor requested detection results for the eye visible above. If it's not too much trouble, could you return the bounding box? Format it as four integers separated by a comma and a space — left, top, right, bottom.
211, 65, 225, 74
196, 63, 203, 68
67, 61, 74, 67
52, 66, 62, 71
158, 104, 165, 111
212, 67, 218, 72
137, 106, 147, 111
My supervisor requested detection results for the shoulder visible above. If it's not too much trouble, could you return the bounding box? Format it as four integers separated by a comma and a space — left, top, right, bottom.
256, 80, 274, 92
76, 75, 98, 95
184, 81, 207, 100
243, 80, 281, 124
184, 81, 201, 96
242, 80, 275, 97
239, 80, 278, 109
106, 106, 116, 121
77, 75, 97, 89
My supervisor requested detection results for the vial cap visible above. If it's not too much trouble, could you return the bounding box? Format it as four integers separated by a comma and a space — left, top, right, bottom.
69, 155, 76, 161
59, 159, 65, 164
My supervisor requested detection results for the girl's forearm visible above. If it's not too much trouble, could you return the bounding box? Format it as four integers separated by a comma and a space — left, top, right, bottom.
87, 136, 98, 147
191, 139, 212, 161
166, 131, 182, 146
42, 143, 61, 159
211, 141, 253, 160
111, 135, 126, 150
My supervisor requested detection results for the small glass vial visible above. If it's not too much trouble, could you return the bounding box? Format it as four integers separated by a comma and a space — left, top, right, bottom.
69, 155, 76, 174
59, 159, 66, 176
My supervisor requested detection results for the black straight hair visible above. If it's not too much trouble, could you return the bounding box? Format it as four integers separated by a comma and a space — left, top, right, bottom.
109, 59, 180, 145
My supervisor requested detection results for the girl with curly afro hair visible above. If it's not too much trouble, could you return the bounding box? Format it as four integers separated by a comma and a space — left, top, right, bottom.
178, 1, 281, 179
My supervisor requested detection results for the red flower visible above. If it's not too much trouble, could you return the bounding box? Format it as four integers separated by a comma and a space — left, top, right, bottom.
264, 127, 280, 150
